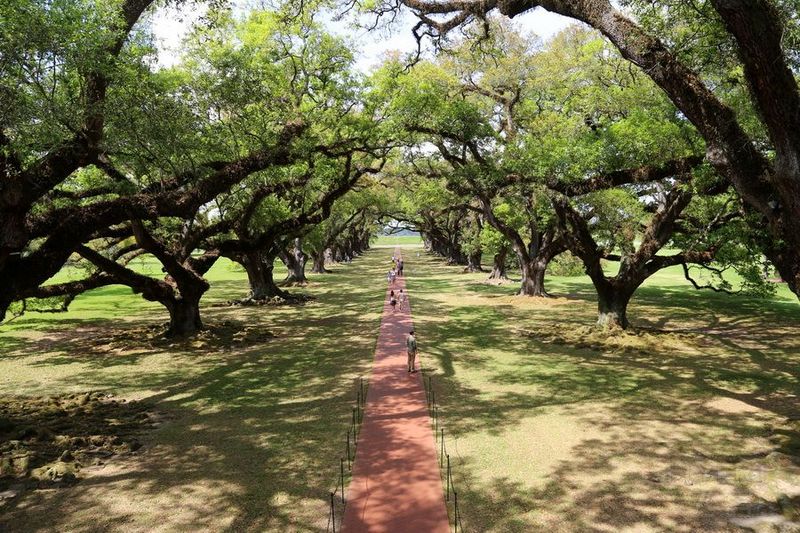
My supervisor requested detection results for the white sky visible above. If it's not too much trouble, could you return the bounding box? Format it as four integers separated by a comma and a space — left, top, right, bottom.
150, 3, 575, 72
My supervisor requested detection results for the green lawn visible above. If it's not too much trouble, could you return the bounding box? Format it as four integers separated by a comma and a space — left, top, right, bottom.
373, 234, 423, 247
0, 251, 386, 532
2, 247, 799, 532
409, 253, 800, 532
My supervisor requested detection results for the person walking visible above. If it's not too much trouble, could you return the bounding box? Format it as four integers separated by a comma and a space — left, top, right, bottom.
390, 290, 397, 313
398, 289, 406, 311
398, 259, 404, 277
406, 330, 417, 373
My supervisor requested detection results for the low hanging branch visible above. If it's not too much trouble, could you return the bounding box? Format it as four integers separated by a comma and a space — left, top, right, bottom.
13, 274, 116, 317
681, 262, 740, 295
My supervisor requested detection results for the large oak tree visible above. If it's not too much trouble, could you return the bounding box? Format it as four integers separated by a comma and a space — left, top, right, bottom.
374, 0, 800, 300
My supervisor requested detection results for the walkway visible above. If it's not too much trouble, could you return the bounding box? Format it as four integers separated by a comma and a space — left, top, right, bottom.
341, 251, 450, 533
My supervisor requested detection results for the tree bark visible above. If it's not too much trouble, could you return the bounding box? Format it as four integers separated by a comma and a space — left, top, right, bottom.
75, 243, 209, 337
477, 192, 565, 296
241, 251, 289, 300
552, 190, 714, 330
310, 250, 331, 273
487, 247, 509, 280
164, 295, 203, 337
465, 250, 484, 272
595, 284, 632, 329
280, 238, 308, 285
519, 258, 548, 296
420, 216, 467, 265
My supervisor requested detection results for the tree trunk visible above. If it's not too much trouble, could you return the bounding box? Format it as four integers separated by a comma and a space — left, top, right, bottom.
465, 250, 483, 272
422, 234, 432, 252
359, 231, 371, 251
164, 296, 203, 337
487, 248, 509, 280
281, 239, 308, 285
0, 295, 11, 323
345, 236, 358, 258
519, 259, 548, 297
444, 242, 467, 265
310, 250, 330, 274
242, 251, 289, 300
596, 286, 632, 329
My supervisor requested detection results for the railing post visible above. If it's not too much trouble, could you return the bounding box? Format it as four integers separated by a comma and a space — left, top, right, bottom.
440, 429, 444, 466
453, 491, 458, 533
346, 430, 351, 469
446, 453, 451, 502
330, 491, 336, 533
340, 458, 346, 505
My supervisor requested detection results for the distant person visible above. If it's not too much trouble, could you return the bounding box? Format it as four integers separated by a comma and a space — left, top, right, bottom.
389, 269, 397, 287
397, 259, 404, 277
390, 290, 397, 312
398, 289, 406, 310
406, 330, 417, 373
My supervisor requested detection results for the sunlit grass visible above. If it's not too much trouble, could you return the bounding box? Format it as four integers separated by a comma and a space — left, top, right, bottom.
0, 251, 388, 532
373, 234, 423, 247
409, 252, 800, 532
2, 246, 799, 531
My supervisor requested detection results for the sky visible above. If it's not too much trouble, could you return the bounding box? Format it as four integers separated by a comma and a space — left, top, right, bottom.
151, 2, 576, 72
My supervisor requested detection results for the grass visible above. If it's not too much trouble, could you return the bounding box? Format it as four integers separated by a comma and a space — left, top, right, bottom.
373, 234, 423, 247
408, 252, 800, 532
0, 252, 388, 532
3, 245, 799, 531
6, 256, 289, 330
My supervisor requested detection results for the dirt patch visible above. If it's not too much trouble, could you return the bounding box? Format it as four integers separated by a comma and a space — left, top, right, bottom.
48, 320, 278, 357
706, 397, 765, 415
0, 392, 156, 498
518, 323, 709, 356
506, 295, 576, 308
482, 278, 512, 286
214, 293, 315, 307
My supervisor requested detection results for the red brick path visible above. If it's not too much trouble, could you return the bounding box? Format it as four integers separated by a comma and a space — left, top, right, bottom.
341, 252, 449, 533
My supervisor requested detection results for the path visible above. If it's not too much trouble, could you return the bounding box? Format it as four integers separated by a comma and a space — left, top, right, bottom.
341, 251, 450, 533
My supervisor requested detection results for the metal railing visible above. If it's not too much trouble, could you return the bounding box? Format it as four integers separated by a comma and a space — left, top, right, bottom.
424, 373, 466, 533
326, 377, 367, 533
326, 373, 467, 532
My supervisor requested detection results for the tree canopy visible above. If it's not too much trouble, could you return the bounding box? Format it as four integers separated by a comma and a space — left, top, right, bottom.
1, 0, 798, 332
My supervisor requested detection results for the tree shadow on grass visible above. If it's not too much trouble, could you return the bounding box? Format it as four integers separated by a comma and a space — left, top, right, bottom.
407, 256, 800, 531
1, 344, 338, 530
0, 248, 393, 532
438, 342, 800, 530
